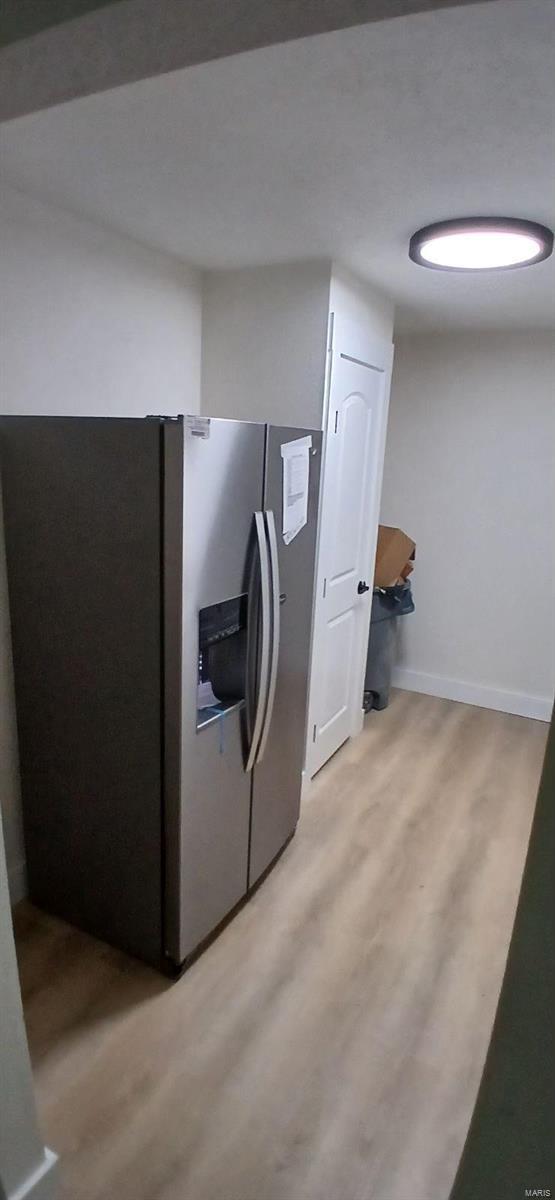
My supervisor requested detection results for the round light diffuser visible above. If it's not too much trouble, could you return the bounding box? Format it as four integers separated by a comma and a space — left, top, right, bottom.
409, 217, 553, 271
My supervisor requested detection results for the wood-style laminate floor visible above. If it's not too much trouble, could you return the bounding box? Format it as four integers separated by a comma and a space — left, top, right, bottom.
14, 690, 548, 1200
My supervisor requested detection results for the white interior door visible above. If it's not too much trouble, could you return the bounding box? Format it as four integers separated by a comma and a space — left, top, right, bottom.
306, 319, 393, 778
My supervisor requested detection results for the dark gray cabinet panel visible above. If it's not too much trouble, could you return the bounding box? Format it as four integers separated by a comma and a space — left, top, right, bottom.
0, 417, 164, 965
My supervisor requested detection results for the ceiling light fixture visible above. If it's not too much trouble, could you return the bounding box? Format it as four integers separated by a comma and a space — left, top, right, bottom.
409, 217, 553, 272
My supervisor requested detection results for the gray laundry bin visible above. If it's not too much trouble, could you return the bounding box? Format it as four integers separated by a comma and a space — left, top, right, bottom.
363, 583, 414, 712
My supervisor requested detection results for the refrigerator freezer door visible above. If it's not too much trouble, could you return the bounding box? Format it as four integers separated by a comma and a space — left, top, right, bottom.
249, 426, 322, 887
164, 417, 266, 966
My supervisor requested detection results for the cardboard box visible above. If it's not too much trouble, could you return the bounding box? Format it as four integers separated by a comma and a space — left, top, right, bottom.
374, 525, 415, 588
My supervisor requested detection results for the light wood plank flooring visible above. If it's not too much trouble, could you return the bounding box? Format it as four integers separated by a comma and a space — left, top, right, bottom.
14, 690, 548, 1200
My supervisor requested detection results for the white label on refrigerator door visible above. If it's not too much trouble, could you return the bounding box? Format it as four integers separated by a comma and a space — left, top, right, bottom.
280, 435, 312, 545
185, 414, 211, 439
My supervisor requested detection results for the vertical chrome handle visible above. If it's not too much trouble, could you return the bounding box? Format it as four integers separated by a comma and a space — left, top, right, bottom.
256, 510, 280, 763
245, 512, 272, 773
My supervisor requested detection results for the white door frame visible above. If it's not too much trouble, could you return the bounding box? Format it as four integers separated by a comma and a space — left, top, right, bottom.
304, 311, 394, 782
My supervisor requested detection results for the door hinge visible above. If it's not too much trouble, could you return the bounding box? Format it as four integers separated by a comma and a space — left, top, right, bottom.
334, 410, 339, 434
312, 724, 317, 743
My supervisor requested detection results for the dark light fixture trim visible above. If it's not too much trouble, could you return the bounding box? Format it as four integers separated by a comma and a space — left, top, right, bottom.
409, 217, 554, 272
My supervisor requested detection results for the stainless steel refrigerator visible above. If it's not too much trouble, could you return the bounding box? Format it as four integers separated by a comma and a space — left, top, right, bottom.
0, 415, 322, 972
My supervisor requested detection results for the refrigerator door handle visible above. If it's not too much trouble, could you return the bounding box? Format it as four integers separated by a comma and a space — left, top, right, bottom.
256, 510, 281, 763
245, 511, 272, 773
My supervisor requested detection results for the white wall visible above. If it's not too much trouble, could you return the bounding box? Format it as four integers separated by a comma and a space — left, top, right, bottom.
380, 330, 555, 719
0, 809, 58, 1200
0, 183, 202, 900
0, 183, 201, 417
329, 262, 394, 346
201, 261, 331, 428
202, 260, 395, 434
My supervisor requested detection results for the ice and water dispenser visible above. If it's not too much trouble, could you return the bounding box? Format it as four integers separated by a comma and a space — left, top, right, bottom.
196, 594, 249, 731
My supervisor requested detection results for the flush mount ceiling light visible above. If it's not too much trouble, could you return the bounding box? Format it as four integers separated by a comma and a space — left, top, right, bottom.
409, 217, 553, 272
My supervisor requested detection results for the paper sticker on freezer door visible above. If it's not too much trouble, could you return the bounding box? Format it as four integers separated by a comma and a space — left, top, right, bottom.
281, 435, 312, 544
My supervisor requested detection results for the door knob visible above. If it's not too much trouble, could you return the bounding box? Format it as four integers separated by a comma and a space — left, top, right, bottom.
357, 580, 370, 595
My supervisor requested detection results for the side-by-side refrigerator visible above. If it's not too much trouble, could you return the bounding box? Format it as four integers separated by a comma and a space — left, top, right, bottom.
0, 415, 322, 972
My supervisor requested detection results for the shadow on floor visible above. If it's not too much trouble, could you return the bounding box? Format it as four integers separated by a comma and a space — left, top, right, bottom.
13, 900, 170, 1062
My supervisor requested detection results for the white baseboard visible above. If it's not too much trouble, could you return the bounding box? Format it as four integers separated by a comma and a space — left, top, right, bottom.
9, 1149, 58, 1200
300, 769, 313, 804
392, 668, 553, 723
8, 855, 27, 906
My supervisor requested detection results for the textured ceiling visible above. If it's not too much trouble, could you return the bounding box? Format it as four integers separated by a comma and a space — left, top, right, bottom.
0, 0, 495, 118
1, 0, 553, 331
0, 0, 116, 50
